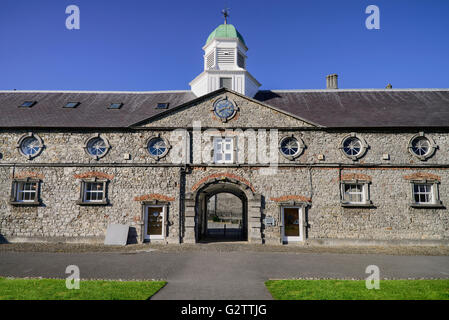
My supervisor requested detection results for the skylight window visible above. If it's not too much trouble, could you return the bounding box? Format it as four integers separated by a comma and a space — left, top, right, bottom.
64, 102, 80, 108
108, 103, 123, 109
156, 103, 169, 109
19, 101, 37, 108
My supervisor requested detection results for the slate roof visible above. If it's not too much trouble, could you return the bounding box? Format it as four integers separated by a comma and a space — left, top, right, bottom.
0, 91, 196, 128
1, 88, 448, 129
254, 89, 449, 128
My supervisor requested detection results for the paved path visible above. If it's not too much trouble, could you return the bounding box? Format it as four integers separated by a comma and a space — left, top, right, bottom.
1, 250, 448, 299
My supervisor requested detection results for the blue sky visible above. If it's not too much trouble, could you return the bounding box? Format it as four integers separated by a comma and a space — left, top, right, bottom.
1, 0, 448, 91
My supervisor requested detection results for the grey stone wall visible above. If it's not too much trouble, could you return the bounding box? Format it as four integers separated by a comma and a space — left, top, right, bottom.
0, 166, 180, 243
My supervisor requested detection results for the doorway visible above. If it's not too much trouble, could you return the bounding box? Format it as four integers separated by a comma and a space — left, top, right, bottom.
281, 207, 304, 243
144, 205, 165, 241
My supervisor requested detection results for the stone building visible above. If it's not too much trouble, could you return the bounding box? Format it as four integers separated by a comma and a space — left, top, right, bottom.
1, 22, 449, 245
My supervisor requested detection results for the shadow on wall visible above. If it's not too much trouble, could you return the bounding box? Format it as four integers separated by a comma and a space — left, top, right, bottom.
127, 227, 138, 244
0, 234, 9, 244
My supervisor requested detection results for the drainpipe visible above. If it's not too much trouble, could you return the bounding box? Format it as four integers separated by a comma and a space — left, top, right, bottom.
179, 166, 186, 243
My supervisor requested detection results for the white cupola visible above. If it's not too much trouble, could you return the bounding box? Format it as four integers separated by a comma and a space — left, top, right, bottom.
190, 12, 261, 97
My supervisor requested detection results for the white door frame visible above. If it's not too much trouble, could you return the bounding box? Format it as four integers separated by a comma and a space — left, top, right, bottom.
281, 206, 304, 242
144, 205, 165, 241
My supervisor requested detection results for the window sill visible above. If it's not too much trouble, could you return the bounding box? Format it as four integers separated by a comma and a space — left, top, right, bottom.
76, 200, 108, 206
9, 201, 40, 206
410, 203, 444, 209
340, 201, 374, 208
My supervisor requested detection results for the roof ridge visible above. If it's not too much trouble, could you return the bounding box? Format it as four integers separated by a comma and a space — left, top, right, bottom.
0, 90, 193, 94
263, 88, 449, 93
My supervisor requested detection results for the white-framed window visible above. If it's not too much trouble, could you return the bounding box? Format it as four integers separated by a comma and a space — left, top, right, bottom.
339, 133, 368, 161
213, 137, 234, 164
77, 179, 108, 205
340, 181, 371, 206
10, 179, 40, 205
408, 133, 437, 161
84, 182, 104, 202
16, 133, 44, 159
411, 182, 441, 207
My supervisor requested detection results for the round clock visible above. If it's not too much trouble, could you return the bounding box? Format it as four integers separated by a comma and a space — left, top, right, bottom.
213, 98, 236, 121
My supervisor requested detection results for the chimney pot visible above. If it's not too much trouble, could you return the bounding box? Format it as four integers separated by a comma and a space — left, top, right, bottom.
326, 74, 338, 89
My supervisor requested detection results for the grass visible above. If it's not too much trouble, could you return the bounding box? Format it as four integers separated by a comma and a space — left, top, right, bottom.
0, 277, 166, 300
265, 279, 449, 300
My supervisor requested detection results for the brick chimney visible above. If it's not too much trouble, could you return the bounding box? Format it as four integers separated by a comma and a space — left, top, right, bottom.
326, 74, 338, 89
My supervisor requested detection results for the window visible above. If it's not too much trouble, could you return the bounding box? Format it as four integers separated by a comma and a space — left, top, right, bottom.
64, 102, 80, 108
411, 181, 442, 207
279, 136, 304, 160
84, 135, 110, 160
19, 101, 37, 108
413, 183, 433, 204
340, 181, 371, 206
408, 133, 437, 160
219, 77, 232, 89
339, 133, 368, 160
77, 180, 108, 205
108, 103, 123, 109
17, 133, 44, 159
214, 137, 234, 164
146, 135, 170, 160
10, 179, 40, 205
156, 103, 169, 109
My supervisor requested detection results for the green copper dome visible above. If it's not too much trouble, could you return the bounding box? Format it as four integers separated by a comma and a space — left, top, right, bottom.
206, 24, 246, 45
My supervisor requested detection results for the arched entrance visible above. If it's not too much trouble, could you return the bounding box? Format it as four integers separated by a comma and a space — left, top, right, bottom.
198, 187, 247, 241
184, 176, 263, 243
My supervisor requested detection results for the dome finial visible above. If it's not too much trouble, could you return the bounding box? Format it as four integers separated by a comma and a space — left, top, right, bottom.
222, 8, 230, 24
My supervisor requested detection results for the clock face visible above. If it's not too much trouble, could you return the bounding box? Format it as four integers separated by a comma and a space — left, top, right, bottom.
213, 99, 235, 120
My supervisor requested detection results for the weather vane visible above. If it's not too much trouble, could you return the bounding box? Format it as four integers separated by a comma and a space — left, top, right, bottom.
222, 8, 230, 24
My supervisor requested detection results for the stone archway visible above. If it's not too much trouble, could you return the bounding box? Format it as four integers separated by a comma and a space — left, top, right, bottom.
184, 176, 262, 244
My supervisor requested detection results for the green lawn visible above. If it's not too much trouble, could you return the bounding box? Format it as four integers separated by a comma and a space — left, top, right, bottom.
0, 277, 166, 300
265, 279, 449, 300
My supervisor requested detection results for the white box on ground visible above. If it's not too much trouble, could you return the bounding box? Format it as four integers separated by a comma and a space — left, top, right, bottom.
104, 224, 129, 246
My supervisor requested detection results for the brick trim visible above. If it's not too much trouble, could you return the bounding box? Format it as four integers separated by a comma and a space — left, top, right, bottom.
134, 193, 175, 202
12, 171, 44, 180
340, 173, 372, 181
191, 173, 255, 192
74, 171, 114, 180
270, 195, 312, 203
403, 172, 441, 181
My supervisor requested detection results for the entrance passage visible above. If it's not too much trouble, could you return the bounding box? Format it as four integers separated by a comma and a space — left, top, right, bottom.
196, 183, 248, 242
205, 193, 244, 241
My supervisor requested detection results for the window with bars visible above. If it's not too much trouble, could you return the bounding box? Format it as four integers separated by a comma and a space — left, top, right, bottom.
10, 179, 40, 205
78, 180, 108, 205
213, 137, 234, 164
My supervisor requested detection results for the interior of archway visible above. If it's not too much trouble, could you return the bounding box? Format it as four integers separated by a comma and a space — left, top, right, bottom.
196, 183, 248, 242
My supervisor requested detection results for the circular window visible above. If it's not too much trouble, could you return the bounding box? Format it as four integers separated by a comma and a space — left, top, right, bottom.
17, 133, 44, 159
408, 133, 436, 160
212, 96, 238, 122
84, 135, 110, 160
340, 134, 368, 160
147, 136, 170, 159
279, 136, 304, 160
